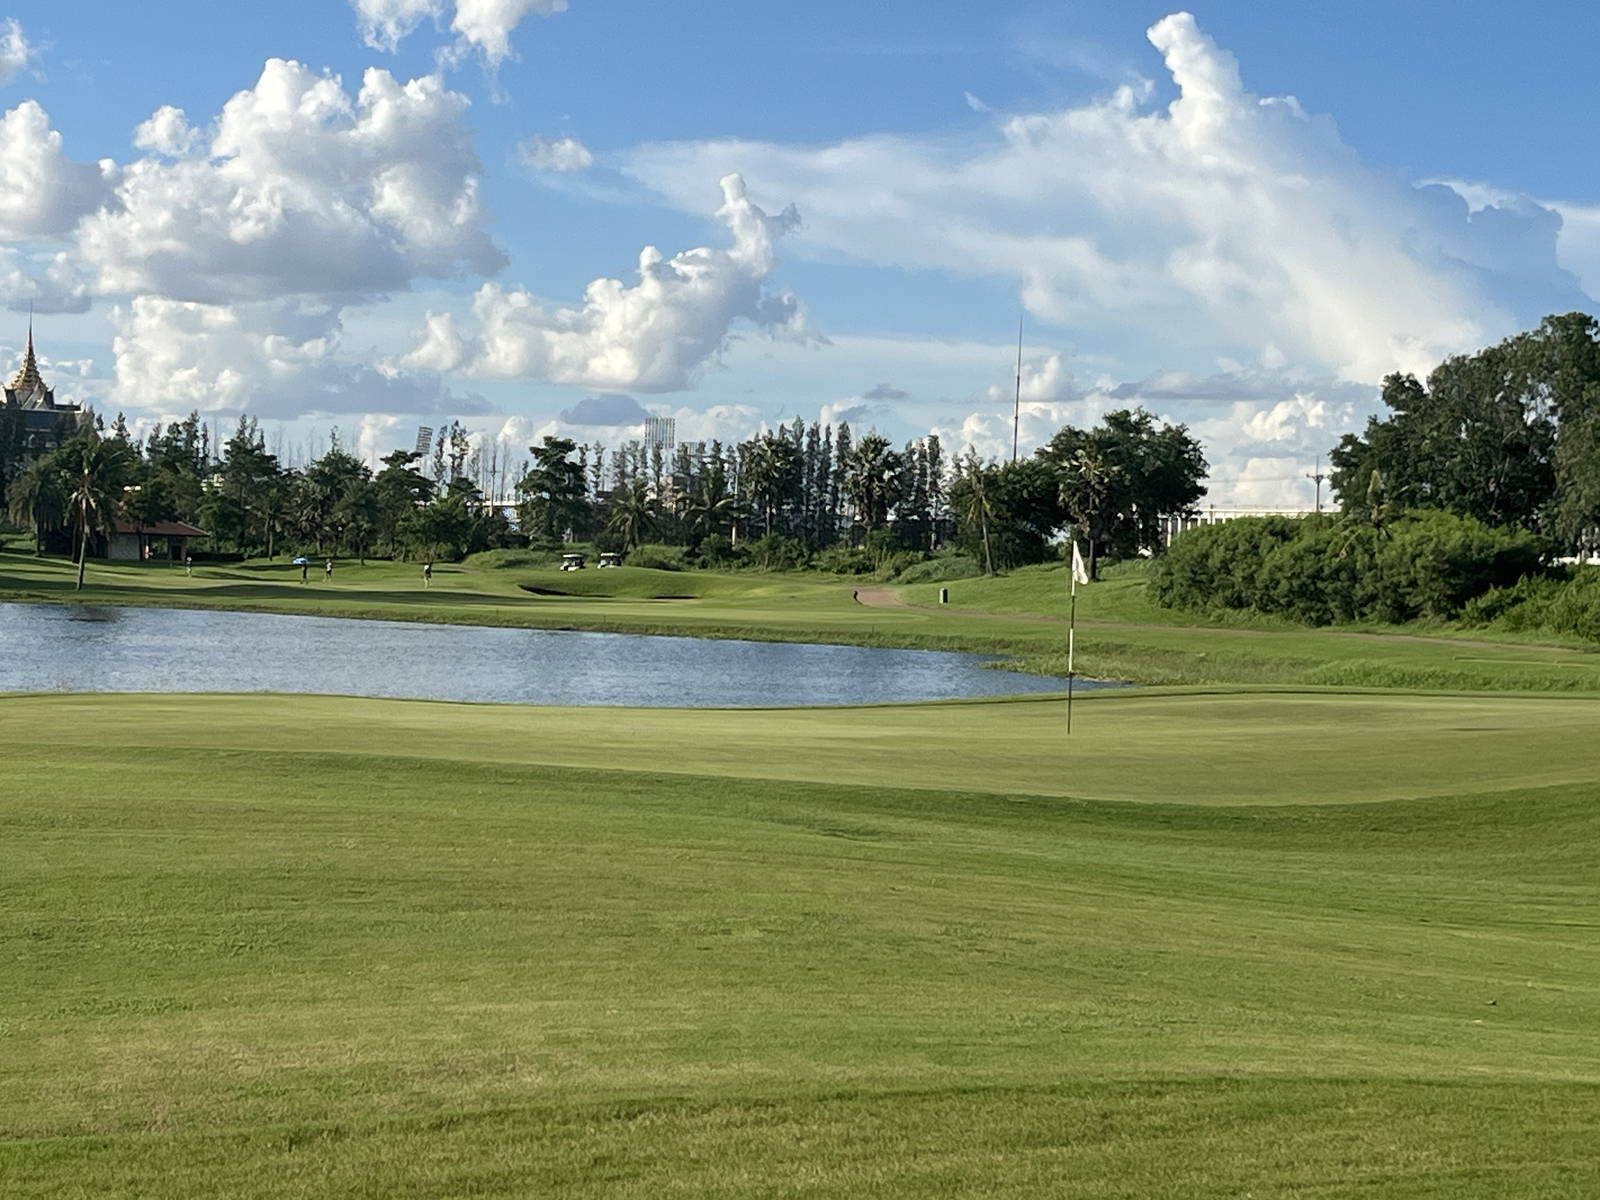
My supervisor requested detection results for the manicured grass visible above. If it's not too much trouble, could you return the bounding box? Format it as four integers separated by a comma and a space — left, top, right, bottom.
6, 550, 1600, 690
14, 688, 1600, 805
4, 692, 1599, 1197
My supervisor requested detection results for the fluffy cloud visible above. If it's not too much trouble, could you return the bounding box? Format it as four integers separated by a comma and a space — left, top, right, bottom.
0, 18, 33, 84
132, 105, 200, 157
450, 0, 569, 67
625, 11, 1590, 386
404, 173, 809, 392
0, 247, 90, 313
1549, 202, 1600, 300
933, 352, 1377, 507
558, 393, 648, 425
80, 60, 503, 304
0, 101, 110, 240
110, 296, 490, 419
352, 0, 440, 52
352, 0, 570, 67
519, 134, 592, 172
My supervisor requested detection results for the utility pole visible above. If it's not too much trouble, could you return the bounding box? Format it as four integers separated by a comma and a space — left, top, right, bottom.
1011, 314, 1024, 463
1306, 454, 1329, 513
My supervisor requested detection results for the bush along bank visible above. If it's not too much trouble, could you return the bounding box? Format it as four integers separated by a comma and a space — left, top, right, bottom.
1150, 510, 1548, 625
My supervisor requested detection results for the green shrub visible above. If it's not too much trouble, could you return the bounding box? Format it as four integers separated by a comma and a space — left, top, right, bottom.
895, 554, 982, 585
747, 533, 809, 571
1152, 510, 1547, 625
695, 534, 744, 567
813, 546, 875, 575
627, 543, 687, 571
1467, 567, 1600, 640
463, 548, 548, 570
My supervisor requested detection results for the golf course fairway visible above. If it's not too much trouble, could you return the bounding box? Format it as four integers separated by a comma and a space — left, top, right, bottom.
4, 689, 1598, 1197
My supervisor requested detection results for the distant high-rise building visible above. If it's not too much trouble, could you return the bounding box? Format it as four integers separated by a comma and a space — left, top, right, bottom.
644, 415, 676, 448
414, 426, 434, 457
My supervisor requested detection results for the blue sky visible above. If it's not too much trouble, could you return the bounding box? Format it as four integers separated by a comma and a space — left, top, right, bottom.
3, 1, 1596, 502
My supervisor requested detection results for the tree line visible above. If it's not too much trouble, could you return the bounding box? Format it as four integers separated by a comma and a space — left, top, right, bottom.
4, 406, 1208, 578
1331, 312, 1600, 549
1154, 312, 1600, 627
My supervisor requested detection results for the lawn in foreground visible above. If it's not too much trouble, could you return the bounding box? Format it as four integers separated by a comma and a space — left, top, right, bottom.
4, 692, 1598, 1197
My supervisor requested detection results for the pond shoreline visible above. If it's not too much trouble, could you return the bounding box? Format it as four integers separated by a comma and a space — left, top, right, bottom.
0, 586, 1113, 683
0, 601, 1118, 708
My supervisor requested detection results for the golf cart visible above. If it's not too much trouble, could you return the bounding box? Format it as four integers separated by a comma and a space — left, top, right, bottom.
559, 553, 586, 571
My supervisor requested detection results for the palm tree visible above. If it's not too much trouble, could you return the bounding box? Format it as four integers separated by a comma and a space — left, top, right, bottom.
685, 466, 741, 545
6, 456, 66, 554
59, 433, 134, 590
843, 434, 904, 537
954, 458, 997, 576
606, 479, 652, 550
1056, 448, 1118, 580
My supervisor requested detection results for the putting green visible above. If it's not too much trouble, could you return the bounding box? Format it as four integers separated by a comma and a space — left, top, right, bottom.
11, 688, 1600, 805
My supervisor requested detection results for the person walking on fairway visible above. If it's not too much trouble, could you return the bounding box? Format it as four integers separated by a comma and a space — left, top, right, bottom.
299, 560, 309, 584
324, 557, 334, 583
422, 561, 433, 588
184, 554, 192, 577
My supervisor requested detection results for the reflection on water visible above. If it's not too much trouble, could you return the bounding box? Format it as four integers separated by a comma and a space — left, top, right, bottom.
0, 602, 1108, 708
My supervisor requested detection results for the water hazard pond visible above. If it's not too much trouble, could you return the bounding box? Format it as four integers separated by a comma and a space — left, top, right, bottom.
0, 603, 1110, 707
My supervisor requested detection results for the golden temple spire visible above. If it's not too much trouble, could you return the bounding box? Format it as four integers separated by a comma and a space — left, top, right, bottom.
9, 310, 44, 395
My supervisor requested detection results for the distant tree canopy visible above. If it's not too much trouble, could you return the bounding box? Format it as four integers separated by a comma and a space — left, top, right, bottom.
1331, 312, 1600, 546
1038, 408, 1207, 576
5, 403, 1212, 577
945, 408, 1207, 577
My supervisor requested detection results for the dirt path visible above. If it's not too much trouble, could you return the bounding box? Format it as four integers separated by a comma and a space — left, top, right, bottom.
852, 587, 909, 608
850, 584, 1597, 656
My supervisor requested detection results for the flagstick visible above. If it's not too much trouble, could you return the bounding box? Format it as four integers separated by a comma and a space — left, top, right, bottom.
1067, 565, 1077, 736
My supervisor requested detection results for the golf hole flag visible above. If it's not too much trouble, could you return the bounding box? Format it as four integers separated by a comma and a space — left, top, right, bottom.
1066, 540, 1086, 734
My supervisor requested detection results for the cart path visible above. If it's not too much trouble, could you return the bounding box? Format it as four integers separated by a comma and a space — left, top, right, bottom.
852, 587, 910, 608
850, 584, 1599, 657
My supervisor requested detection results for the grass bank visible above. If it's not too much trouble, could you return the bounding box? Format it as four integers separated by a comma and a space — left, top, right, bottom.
6, 550, 1600, 690
4, 691, 1598, 1197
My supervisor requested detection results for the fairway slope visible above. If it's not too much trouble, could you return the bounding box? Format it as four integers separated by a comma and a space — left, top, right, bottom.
3, 695, 1598, 1197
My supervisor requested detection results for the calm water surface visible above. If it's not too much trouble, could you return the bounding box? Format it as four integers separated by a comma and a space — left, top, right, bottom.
0, 603, 1105, 707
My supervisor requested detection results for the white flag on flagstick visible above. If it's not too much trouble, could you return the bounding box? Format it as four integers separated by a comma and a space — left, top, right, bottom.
1070, 540, 1090, 586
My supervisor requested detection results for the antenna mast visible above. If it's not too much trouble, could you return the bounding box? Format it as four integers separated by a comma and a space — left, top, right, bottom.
1306, 454, 1329, 513
1012, 313, 1023, 463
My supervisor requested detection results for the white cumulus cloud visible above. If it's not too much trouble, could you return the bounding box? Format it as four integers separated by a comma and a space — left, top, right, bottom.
519, 134, 591, 172
403, 173, 809, 392
0, 101, 111, 241
0, 18, 34, 84
625, 11, 1590, 387
352, 0, 570, 68
81, 60, 504, 305
352, 0, 442, 52
132, 105, 200, 157
110, 295, 490, 419
0, 247, 90, 313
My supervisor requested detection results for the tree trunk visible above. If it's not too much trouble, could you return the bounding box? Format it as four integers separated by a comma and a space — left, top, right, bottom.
75, 512, 88, 591
980, 511, 994, 576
